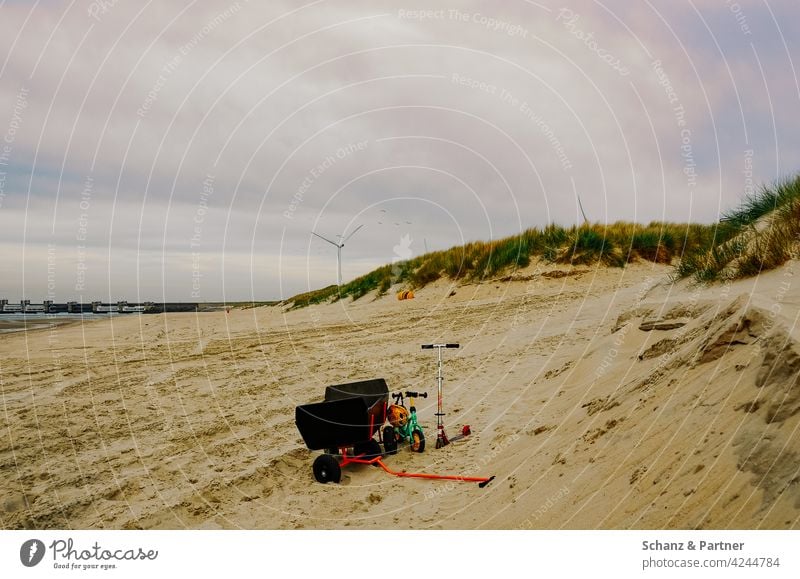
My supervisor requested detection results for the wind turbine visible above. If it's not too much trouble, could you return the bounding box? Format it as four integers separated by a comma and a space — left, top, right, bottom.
312, 224, 364, 286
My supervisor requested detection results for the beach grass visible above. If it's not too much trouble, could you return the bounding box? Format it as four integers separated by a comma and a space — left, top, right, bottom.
283, 175, 800, 308
675, 174, 800, 282
284, 222, 719, 308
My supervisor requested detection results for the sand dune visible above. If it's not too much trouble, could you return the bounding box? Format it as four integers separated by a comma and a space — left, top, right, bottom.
1, 259, 799, 529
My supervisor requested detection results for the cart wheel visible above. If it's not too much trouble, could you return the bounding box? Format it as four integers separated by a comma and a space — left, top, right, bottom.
313, 454, 341, 484
411, 428, 425, 453
383, 426, 398, 455
355, 439, 383, 462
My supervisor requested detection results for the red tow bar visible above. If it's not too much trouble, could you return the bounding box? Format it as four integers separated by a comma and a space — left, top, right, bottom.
339, 450, 494, 488
376, 458, 495, 488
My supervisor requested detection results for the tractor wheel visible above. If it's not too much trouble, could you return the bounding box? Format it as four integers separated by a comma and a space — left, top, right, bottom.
411, 428, 425, 453
312, 454, 341, 484
383, 426, 398, 455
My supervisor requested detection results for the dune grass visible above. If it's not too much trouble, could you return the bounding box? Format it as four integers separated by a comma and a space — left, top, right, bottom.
675, 174, 800, 282
283, 175, 800, 308
720, 176, 800, 228
285, 222, 718, 308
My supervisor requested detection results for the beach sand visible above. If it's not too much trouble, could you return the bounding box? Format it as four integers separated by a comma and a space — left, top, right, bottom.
1, 259, 799, 529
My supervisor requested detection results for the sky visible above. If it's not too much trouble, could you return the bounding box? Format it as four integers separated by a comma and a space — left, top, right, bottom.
0, 0, 797, 301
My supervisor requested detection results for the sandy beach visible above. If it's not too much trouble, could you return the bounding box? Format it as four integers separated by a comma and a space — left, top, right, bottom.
1, 259, 799, 529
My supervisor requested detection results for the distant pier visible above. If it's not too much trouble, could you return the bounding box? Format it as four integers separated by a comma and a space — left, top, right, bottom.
0, 300, 199, 314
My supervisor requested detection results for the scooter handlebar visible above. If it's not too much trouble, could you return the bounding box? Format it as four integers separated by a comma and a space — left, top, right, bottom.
421, 343, 460, 349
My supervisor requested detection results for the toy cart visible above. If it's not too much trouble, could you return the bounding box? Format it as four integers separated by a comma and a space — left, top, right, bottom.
295, 378, 494, 487
295, 378, 389, 483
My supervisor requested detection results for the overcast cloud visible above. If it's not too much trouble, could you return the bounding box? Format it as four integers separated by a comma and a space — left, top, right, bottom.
0, 0, 797, 301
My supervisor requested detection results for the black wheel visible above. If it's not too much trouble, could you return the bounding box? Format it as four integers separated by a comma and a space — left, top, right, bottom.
312, 454, 341, 484
383, 426, 398, 455
411, 428, 425, 453
355, 439, 383, 462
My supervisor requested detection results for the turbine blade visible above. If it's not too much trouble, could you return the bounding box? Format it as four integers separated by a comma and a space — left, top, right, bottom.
311, 231, 338, 246
577, 194, 589, 225
342, 223, 364, 243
